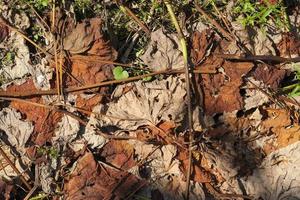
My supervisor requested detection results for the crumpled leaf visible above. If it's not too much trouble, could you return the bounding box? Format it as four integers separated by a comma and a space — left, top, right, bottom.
202, 60, 253, 114
240, 141, 300, 199
244, 78, 270, 110
7, 80, 63, 146
0, 107, 33, 153
63, 18, 102, 54
231, 22, 282, 55
52, 115, 80, 144
252, 64, 287, 89
261, 109, 300, 153
191, 29, 216, 66
85, 76, 186, 144
64, 151, 145, 200
141, 28, 184, 71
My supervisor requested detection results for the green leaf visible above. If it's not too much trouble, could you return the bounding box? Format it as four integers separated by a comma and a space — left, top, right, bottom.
113, 66, 129, 80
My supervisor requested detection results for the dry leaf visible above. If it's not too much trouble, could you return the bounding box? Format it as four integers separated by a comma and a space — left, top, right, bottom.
141, 28, 184, 71
63, 18, 102, 54
64, 151, 144, 200
191, 29, 216, 66
252, 64, 287, 89
7, 80, 63, 146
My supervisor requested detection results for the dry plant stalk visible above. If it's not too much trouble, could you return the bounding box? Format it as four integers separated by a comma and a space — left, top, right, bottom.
163, 1, 194, 199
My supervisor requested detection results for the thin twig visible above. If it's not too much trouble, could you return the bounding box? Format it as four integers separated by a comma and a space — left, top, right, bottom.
0, 68, 216, 98
0, 146, 32, 190
117, 2, 151, 35
216, 53, 300, 63
194, 3, 234, 42
0, 17, 52, 56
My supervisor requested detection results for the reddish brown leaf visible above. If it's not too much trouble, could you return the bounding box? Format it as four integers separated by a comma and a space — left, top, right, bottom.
7, 80, 62, 145
202, 61, 253, 114
0, 21, 9, 43
64, 151, 145, 200
252, 64, 287, 89
277, 33, 300, 56
191, 30, 216, 66
101, 140, 136, 169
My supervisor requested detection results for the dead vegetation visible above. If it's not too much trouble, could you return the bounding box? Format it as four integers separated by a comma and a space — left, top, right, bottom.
0, 0, 300, 200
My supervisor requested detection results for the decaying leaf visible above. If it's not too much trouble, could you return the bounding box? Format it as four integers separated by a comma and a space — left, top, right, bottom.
240, 141, 300, 199
261, 109, 300, 153
141, 28, 184, 71
52, 115, 80, 144
0, 107, 33, 153
191, 29, 216, 66
252, 64, 287, 89
85, 76, 187, 143
64, 151, 145, 200
202, 60, 253, 114
63, 18, 102, 54
7, 80, 63, 146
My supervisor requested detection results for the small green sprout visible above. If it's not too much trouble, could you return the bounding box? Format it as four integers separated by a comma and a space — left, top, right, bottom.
113, 66, 129, 80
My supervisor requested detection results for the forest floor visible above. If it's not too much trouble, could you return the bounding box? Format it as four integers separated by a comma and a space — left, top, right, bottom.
0, 0, 300, 199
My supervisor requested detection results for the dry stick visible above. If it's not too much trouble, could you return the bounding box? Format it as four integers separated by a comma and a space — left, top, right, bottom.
216, 53, 300, 63
163, 1, 194, 199
0, 17, 52, 57
0, 68, 216, 97
70, 55, 133, 67
194, 3, 234, 42
0, 146, 32, 190
118, 3, 151, 35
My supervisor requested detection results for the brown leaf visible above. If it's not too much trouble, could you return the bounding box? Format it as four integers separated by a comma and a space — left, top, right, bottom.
202, 61, 253, 114
261, 109, 300, 154
277, 33, 300, 56
64, 151, 145, 200
101, 140, 136, 169
76, 94, 103, 112
191, 30, 216, 65
178, 151, 212, 183
0, 21, 9, 43
252, 64, 287, 89
7, 80, 62, 145
63, 18, 102, 54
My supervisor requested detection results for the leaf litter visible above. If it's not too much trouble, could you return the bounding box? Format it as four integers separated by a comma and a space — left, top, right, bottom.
0, 1, 300, 199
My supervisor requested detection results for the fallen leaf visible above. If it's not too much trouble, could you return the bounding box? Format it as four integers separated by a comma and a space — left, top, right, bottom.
252, 64, 287, 89
101, 140, 136, 169
0, 107, 33, 154
0, 179, 13, 200
141, 28, 184, 71
277, 33, 300, 56
64, 151, 144, 200
63, 18, 102, 54
0, 21, 9, 43
191, 29, 216, 66
7, 80, 63, 146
